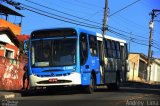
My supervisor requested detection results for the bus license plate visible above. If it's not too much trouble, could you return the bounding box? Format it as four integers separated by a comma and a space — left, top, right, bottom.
49, 78, 58, 82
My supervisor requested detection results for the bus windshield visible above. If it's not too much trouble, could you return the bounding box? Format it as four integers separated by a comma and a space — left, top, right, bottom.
31, 38, 76, 67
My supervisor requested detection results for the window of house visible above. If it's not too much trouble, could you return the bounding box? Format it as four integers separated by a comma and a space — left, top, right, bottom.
5, 49, 14, 59
138, 60, 146, 79
0, 44, 5, 50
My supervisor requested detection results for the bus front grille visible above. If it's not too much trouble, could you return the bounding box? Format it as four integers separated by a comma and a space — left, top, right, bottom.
37, 80, 72, 84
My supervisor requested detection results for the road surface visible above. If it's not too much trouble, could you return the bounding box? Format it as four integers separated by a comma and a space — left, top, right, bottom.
1, 83, 160, 106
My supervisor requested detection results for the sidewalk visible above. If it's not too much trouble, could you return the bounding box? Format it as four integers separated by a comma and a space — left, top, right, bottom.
122, 81, 160, 89
0, 90, 21, 99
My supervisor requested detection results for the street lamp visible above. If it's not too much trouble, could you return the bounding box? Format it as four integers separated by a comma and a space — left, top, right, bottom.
149, 21, 154, 29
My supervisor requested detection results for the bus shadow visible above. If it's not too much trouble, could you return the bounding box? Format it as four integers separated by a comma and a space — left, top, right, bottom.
20, 87, 85, 97
20, 84, 160, 97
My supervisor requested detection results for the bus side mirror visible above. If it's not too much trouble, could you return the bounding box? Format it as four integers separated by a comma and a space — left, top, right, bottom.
23, 40, 29, 55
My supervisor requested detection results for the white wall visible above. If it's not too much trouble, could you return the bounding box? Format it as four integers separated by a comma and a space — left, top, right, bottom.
0, 33, 14, 45
150, 60, 160, 82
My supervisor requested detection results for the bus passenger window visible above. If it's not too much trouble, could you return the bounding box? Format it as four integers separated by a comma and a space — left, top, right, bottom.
80, 33, 88, 65
116, 42, 121, 59
89, 35, 98, 56
104, 40, 108, 57
106, 40, 112, 58
124, 44, 128, 59
112, 41, 117, 58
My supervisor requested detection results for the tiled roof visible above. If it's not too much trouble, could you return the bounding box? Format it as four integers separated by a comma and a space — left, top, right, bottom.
0, 27, 20, 47
16, 35, 30, 43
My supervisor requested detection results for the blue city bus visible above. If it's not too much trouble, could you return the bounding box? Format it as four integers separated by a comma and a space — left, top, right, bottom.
24, 27, 129, 93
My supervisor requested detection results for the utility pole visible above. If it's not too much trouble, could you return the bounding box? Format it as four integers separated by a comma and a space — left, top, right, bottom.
147, 9, 160, 81
102, 0, 108, 36
101, 0, 108, 82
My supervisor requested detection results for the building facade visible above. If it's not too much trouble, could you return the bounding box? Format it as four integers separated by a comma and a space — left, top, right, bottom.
0, 4, 29, 59
0, 27, 20, 59
150, 59, 160, 83
128, 53, 147, 82
128, 53, 160, 83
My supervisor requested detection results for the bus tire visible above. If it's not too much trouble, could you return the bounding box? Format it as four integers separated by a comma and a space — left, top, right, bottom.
113, 78, 120, 90
85, 75, 95, 94
107, 79, 120, 91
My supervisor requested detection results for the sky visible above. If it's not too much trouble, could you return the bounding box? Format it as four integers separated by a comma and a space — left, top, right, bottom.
1, 0, 160, 58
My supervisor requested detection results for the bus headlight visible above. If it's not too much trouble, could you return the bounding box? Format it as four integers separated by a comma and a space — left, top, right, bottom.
33, 73, 38, 77
72, 68, 76, 72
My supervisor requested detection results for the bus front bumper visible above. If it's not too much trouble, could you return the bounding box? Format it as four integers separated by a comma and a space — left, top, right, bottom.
29, 72, 81, 87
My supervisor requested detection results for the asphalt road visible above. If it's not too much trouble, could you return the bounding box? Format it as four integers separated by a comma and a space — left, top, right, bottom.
1, 83, 160, 106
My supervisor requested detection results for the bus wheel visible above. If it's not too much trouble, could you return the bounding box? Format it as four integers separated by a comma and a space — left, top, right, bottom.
113, 79, 120, 90
107, 79, 120, 91
85, 75, 95, 94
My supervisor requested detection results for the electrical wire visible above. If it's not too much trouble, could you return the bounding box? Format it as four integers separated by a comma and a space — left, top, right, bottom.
108, 29, 160, 50
22, 6, 101, 29
25, 0, 102, 26
73, 0, 103, 9
21, 4, 101, 28
108, 25, 160, 45
3, 0, 160, 51
109, 0, 141, 17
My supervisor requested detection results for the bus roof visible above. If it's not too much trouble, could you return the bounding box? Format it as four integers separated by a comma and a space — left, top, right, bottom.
96, 33, 126, 43
31, 27, 127, 43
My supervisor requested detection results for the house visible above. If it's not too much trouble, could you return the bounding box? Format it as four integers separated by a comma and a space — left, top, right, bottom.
0, 4, 29, 90
0, 4, 24, 35
0, 4, 29, 59
128, 53, 147, 82
16, 34, 30, 43
150, 58, 160, 83
128, 53, 160, 83
0, 27, 20, 59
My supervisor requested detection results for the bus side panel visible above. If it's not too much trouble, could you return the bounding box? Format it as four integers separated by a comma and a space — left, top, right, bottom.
104, 71, 117, 84
81, 61, 101, 85
81, 72, 91, 85
79, 32, 101, 86
96, 72, 101, 84
80, 56, 100, 86
103, 40, 122, 84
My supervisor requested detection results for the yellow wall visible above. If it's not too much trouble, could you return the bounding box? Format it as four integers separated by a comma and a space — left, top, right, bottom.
128, 54, 146, 82
0, 18, 21, 35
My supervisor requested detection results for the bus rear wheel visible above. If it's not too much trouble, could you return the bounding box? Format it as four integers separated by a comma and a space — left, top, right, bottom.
107, 79, 120, 91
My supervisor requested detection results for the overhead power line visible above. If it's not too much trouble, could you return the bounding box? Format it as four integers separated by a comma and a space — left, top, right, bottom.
107, 25, 160, 45
3, 0, 101, 29
73, 0, 103, 9
2, 0, 159, 51
109, 0, 141, 17
108, 29, 148, 45
21, 3, 101, 28
25, 0, 102, 26
108, 25, 149, 39
59, 0, 102, 11
24, 6, 101, 29
108, 29, 160, 50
